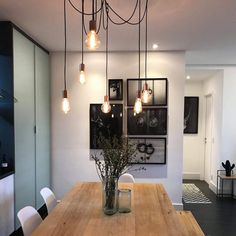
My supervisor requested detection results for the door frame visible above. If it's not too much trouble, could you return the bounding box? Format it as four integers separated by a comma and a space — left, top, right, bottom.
203, 93, 213, 183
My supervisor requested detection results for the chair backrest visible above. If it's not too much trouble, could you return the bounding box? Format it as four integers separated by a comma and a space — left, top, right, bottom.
40, 187, 57, 214
17, 206, 42, 236
119, 173, 135, 183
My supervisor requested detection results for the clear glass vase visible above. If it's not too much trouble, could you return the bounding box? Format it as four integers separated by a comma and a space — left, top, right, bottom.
102, 176, 118, 215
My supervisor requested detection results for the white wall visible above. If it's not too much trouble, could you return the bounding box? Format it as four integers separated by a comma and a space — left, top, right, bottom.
0, 175, 14, 236
221, 68, 236, 164
51, 51, 185, 206
183, 71, 224, 190
183, 81, 204, 180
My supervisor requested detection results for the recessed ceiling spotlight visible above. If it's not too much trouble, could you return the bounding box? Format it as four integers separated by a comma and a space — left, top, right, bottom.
152, 44, 159, 50
186, 75, 191, 80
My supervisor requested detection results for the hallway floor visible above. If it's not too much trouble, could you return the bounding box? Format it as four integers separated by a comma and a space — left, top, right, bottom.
183, 180, 236, 236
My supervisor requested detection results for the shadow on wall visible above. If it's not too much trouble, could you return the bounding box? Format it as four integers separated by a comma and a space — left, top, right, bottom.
131, 164, 167, 179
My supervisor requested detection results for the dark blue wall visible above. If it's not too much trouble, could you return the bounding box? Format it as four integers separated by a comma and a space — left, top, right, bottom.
0, 22, 14, 179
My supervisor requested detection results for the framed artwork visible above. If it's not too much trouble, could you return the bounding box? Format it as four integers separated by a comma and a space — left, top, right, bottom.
127, 78, 168, 106
184, 97, 199, 134
109, 79, 123, 100
129, 138, 166, 164
90, 104, 123, 149
127, 108, 167, 135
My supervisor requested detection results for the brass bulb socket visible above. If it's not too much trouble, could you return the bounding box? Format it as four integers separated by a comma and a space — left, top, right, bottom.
63, 89, 68, 98
89, 20, 97, 31
80, 63, 85, 71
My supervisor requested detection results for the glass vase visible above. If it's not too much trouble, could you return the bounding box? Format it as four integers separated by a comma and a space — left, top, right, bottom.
102, 176, 118, 215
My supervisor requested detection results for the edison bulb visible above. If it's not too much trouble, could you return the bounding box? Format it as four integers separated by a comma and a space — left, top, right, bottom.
62, 97, 70, 114
85, 30, 100, 50
142, 89, 150, 103
101, 95, 111, 113
101, 101, 111, 113
79, 70, 86, 84
134, 97, 142, 114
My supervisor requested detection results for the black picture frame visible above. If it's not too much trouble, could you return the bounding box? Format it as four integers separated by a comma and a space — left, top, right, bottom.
90, 104, 123, 149
127, 78, 168, 106
109, 79, 123, 101
129, 137, 166, 164
184, 97, 199, 134
127, 108, 167, 135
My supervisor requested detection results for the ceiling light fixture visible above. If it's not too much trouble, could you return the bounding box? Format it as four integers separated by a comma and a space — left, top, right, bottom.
79, 0, 86, 84
85, 0, 101, 50
134, 0, 143, 115
186, 75, 191, 80
62, 0, 70, 114
63, 0, 149, 113
141, 4, 152, 104
101, 7, 111, 114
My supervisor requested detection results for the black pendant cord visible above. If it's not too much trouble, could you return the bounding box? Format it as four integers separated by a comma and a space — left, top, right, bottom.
64, 0, 67, 91
92, 0, 95, 20
145, 0, 148, 79
68, 0, 104, 16
107, 0, 148, 26
81, 0, 84, 63
105, 7, 109, 96
138, 0, 141, 92
68, 0, 148, 31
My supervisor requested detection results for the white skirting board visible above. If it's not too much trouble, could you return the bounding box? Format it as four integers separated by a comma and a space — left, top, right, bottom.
183, 172, 201, 180
173, 203, 183, 210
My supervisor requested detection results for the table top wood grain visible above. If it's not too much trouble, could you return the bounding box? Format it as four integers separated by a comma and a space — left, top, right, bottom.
32, 182, 189, 236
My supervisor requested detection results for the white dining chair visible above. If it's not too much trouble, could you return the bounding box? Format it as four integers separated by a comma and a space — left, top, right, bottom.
119, 173, 135, 183
40, 187, 58, 214
17, 206, 42, 236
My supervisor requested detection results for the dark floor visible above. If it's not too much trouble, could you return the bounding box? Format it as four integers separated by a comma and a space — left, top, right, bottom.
183, 180, 236, 236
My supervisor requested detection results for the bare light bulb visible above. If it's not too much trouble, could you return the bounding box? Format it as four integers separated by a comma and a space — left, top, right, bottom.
134, 91, 142, 114
79, 63, 86, 84
85, 20, 100, 50
62, 90, 70, 114
101, 95, 111, 113
141, 83, 152, 104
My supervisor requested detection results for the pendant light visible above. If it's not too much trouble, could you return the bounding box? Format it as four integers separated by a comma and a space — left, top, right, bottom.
85, 0, 101, 50
62, 0, 70, 114
134, 0, 142, 115
79, 0, 86, 84
101, 9, 111, 114
141, 3, 152, 104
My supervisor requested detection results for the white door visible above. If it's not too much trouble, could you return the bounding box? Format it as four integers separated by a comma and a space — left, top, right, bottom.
204, 95, 213, 184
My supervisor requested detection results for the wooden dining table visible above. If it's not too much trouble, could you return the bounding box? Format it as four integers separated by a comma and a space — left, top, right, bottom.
32, 182, 190, 236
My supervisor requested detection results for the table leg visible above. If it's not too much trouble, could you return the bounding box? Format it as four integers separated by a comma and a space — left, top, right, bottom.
221, 178, 223, 197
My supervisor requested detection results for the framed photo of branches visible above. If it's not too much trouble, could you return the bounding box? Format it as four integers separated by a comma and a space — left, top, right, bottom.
90, 104, 123, 149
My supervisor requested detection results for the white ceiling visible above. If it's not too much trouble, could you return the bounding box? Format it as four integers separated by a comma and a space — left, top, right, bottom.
1, 0, 236, 52
185, 69, 222, 81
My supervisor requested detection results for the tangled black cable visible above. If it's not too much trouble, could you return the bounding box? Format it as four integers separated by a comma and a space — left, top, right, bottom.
67, 0, 149, 36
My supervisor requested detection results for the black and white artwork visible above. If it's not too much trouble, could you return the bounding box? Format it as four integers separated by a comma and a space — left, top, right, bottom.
109, 79, 123, 100
184, 97, 199, 134
127, 108, 167, 135
90, 104, 123, 149
127, 79, 168, 106
129, 138, 166, 164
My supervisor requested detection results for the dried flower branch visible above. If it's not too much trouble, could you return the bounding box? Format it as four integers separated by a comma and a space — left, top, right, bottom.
91, 136, 144, 180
